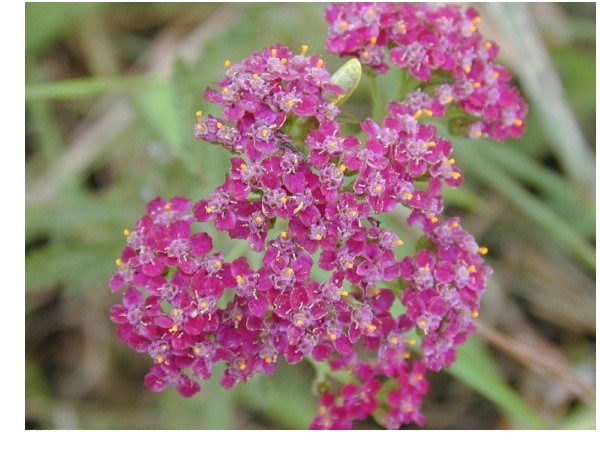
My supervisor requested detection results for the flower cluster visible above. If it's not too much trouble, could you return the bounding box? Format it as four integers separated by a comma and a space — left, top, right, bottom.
109, 2, 523, 430
325, 2, 527, 141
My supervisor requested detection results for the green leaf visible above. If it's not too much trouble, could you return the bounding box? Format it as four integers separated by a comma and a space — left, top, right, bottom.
326, 58, 362, 106
26, 3, 100, 56
26, 76, 155, 101
26, 242, 120, 296
235, 362, 316, 429
453, 138, 595, 269
448, 336, 548, 429
458, 138, 595, 238
484, 4, 594, 191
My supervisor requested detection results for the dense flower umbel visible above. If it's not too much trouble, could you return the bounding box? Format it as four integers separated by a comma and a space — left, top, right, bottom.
325, 2, 528, 141
108, 1, 521, 428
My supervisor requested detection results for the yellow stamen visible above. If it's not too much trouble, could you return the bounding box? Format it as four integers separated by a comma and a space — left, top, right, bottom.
345, 263, 354, 269
430, 216, 439, 223
427, 141, 436, 147
473, 81, 481, 88
238, 361, 247, 370
285, 268, 294, 276
423, 264, 430, 273
402, 351, 411, 359
280, 231, 288, 238
252, 73, 259, 80
224, 59, 231, 68
285, 99, 294, 108
193, 347, 202, 355
370, 36, 377, 45
115, 259, 123, 268
389, 336, 399, 345
280, 57, 287, 64
474, 130, 483, 138
316, 58, 324, 68
123, 229, 130, 237
404, 338, 416, 345
255, 216, 263, 223
164, 203, 172, 211
478, 246, 488, 255
216, 122, 223, 129
450, 221, 459, 229
468, 264, 477, 273
450, 171, 462, 179
472, 16, 481, 24
234, 313, 242, 321
339, 164, 347, 173
447, 158, 456, 165
464, 64, 472, 73
296, 319, 304, 326
300, 44, 308, 56
362, 51, 370, 59
418, 320, 427, 327
403, 405, 413, 412
514, 119, 523, 127
156, 355, 165, 364
403, 192, 413, 201
365, 323, 377, 332
485, 41, 492, 50
236, 275, 244, 284
424, 109, 433, 117
339, 290, 349, 297
329, 332, 337, 340
240, 163, 248, 170
469, 25, 477, 33
348, 210, 358, 217
195, 124, 204, 131
195, 110, 203, 118
214, 260, 222, 269
205, 206, 215, 213
373, 185, 383, 193
199, 301, 207, 309
340, 21, 348, 29
315, 234, 323, 241
444, 96, 453, 103
168, 324, 179, 333
394, 239, 404, 246
172, 309, 180, 317
471, 311, 479, 318
293, 202, 304, 214
367, 9, 375, 17
264, 356, 272, 364
271, 48, 277, 57
222, 87, 229, 94
278, 196, 288, 204
328, 141, 336, 149
398, 23, 406, 31
261, 129, 269, 137
493, 71, 500, 78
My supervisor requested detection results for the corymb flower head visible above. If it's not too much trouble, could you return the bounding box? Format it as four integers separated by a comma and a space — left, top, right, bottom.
109, 2, 524, 430
325, 2, 528, 141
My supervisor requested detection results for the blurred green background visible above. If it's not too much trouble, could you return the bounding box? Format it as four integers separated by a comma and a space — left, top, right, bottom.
25, 3, 595, 430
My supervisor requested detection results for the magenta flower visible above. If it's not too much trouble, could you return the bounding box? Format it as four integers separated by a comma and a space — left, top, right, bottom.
324, 2, 528, 141
109, 3, 522, 427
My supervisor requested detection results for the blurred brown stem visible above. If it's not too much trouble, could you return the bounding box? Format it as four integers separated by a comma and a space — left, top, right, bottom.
476, 321, 595, 407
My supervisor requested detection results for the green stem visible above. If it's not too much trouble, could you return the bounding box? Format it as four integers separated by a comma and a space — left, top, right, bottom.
306, 356, 354, 385
368, 74, 385, 123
